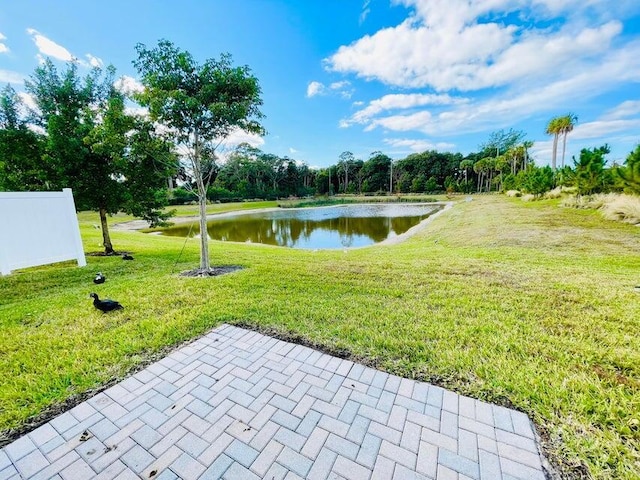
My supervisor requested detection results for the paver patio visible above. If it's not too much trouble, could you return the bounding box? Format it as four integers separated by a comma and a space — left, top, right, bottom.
0, 324, 549, 479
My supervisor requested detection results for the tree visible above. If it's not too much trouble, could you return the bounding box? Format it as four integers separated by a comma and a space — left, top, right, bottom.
616, 144, 640, 194
360, 151, 391, 193
557, 114, 577, 169
520, 165, 554, 197
338, 151, 354, 193
25, 60, 177, 254
134, 40, 264, 271
0, 85, 46, 191
545, 117, 561, 171
479, 129, 525, 158
573, 145, 611, 196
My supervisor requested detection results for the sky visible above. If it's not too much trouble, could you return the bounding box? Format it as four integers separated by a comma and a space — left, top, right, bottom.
1, 0, 639, 168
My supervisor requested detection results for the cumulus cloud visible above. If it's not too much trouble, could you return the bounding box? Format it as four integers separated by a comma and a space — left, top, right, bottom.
326, 0, 625, 92
306, 81, 325, 97
221, 129, 265, 149
86, 54, 103, 68
26, 28, 103, 68
114, 75, 144, 95
345, 93, 467, 126
307, 80, 353, 99
346, 35, 640, 139
27, 28, 74, 62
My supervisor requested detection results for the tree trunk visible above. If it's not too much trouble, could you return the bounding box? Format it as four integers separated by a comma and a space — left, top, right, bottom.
551, 134, 559, 171
197, 176, 210, 270
99, 207, 115, 254
194, 131, 210, 271
560, 133, 568, 169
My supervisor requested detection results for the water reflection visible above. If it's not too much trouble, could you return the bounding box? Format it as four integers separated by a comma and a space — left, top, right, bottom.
158, 204, 442, 249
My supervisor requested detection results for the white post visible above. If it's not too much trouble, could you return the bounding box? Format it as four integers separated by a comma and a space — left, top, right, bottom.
63, 188, 86, 268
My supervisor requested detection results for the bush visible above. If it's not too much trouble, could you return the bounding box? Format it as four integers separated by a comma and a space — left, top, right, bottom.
168, 187, 197, 205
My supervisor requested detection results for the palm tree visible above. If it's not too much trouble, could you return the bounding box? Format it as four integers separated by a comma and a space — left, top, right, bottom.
545, 116, 561, 171
557, 114, 577, 169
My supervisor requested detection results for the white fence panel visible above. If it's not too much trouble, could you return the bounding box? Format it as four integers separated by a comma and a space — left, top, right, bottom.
0, 188, 86, 275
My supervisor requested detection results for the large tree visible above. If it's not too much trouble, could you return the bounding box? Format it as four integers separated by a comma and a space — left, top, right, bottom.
545, 117, 561, 171
134, 40, 264, 271
0, 85, 46, 191
557, 113, 577, 169
25, 59, 177, 253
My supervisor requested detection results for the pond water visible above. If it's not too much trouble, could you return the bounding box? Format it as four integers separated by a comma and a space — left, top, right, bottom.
157, 203, 443, 249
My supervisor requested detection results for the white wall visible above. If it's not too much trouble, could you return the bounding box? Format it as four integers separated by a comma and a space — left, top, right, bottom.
0, 188, 86, 275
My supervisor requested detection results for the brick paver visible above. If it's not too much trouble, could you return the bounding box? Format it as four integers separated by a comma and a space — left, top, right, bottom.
1, 325, 548, 479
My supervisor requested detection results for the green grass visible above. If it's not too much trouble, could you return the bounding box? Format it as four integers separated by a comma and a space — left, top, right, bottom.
1, 195, 638, 478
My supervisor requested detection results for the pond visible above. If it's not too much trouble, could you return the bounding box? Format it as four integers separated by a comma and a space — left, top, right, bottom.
157, 203, 443, 249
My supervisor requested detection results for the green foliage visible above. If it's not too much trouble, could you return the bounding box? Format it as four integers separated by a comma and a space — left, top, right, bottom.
479, 128, 525, 158
0, 85, 46, 191
573, 145, 612, 196
411, 174, 426, 193
616, 145, 640, 194
168, 187, 198, 205
519, 165, 555, 196
425, 176, 439, 192
23, 60, 177, 251
360, 151, 391, 193
134, 39, 265, 269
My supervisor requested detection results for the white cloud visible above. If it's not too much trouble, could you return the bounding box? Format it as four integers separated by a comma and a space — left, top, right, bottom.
307, 81, 325, 98
326, 0, 626, 92
384, 138, 456, 152
86, 54, 103, 68
359, 0, 371, 24
571, 118, 640, 141
26, 28, 103, 68
602, 100, 640, 120
345, 93, 467, 126
114, 75, 144, 95
289, 147, 299, 154
0, 32, 8, 54
17, 92, 37, 111
0, 69, 24, 84
351, 38, 640, 139
307, 80, 353, 99
330, 81, 350, 90
27, 28, 74, 62
221, 129, 265, 150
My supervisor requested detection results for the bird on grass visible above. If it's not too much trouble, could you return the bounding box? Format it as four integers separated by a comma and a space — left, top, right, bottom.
90, 293, 124, 313
93, 272, 105, 284
122, 253, 134, 261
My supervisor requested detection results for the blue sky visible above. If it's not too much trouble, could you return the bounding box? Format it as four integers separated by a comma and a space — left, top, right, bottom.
1, 0, 639, 168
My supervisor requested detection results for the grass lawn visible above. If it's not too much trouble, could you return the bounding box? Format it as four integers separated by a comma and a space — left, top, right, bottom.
0, 195, 638, 478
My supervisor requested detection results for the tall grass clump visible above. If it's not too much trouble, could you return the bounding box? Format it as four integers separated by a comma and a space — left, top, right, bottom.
562, 193, 640, 225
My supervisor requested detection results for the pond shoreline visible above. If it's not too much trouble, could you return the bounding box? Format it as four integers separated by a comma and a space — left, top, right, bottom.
112, 201, 455, 248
